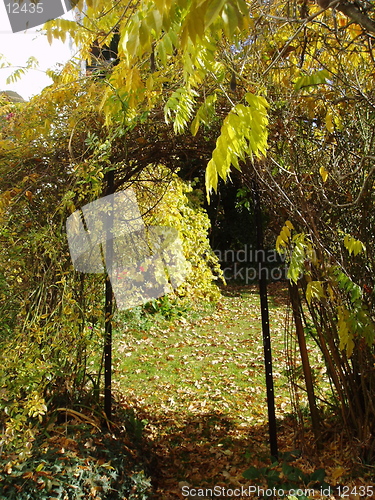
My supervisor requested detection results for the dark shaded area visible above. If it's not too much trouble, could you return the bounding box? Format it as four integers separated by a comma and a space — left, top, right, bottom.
121, 400, 345, 500
86, 31, 120, 77
177, 163, 256, 254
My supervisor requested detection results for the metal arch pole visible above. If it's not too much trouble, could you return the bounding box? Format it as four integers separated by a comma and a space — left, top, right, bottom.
252, 178, 278, 459
104, 169, 115, 422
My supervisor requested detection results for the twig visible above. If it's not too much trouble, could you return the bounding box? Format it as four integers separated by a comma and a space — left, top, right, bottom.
262, 1, 341, 77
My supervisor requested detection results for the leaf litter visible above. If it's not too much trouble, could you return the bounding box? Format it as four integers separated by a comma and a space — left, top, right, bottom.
113, 284, 374, 499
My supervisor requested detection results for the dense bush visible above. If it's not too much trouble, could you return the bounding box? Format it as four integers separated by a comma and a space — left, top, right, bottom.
0, 88, 222, 463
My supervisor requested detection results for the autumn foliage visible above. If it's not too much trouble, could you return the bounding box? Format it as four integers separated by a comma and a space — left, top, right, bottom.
1, 0, 375, 497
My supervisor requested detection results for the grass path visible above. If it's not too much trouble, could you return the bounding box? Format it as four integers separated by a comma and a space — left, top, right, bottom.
113, 285, 361, 499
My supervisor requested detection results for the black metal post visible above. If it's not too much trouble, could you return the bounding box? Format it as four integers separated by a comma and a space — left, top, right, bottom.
104, 169, 115, 422
252, 178, 278, 459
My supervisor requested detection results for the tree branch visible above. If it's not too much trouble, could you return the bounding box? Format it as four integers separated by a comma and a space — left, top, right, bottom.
336, 1, 375, 34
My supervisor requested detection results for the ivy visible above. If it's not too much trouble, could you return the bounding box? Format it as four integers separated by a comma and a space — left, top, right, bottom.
243, 451, 329, 498
0, 425, 152, 500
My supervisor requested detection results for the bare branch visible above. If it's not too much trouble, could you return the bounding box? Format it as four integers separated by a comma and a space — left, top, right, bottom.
337, 1, 375, 34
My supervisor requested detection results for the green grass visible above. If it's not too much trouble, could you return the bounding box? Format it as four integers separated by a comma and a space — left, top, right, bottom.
112, 285, 295, 424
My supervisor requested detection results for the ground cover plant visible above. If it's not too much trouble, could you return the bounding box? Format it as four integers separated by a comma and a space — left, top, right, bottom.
0, 408, 153, 500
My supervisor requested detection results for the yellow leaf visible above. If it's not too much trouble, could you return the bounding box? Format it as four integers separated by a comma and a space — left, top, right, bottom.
204, 0, 226, 29
319, 166, 329, 182
0, 140, 13, 150
306, 281, 325, 304
339, 17, 347, 27
349, 23, 363, 39
46, 29, 53, 45
190, 115, 200, 136
281, 226, 291, 240
276, 235, 285, 252
331, 466, 345, 481
25, 191, 33, 202
353, 240, 364, 256
327, 284, 335, 301
344, 235, 365, 256
205, 159, 218, 201
338, 306, 354, 358
325, 110, 334, 133
276, 221, 293, 252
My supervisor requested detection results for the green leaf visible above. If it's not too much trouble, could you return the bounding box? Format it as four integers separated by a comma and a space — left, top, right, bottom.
310, 468, 326, 483
294, 69, 330, 91
242, 466, 262, 480
287, 237, 307, 283
204, 0, 226, 28
338, 306, 355, 357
